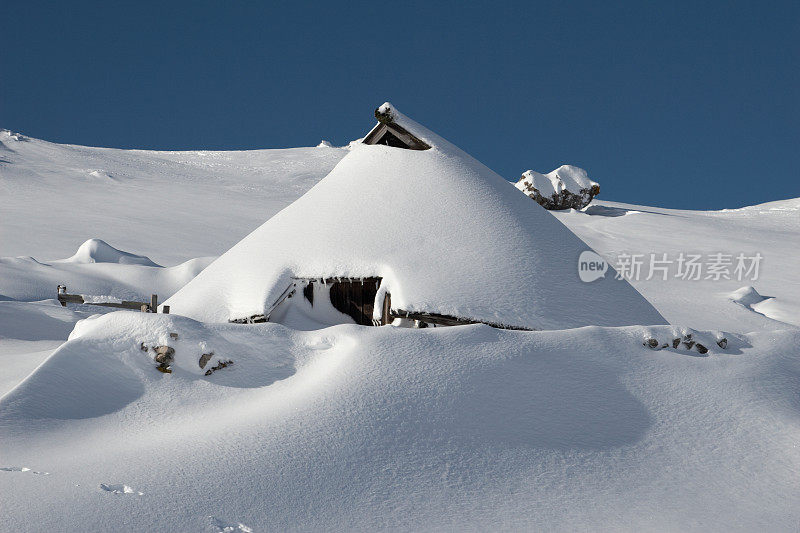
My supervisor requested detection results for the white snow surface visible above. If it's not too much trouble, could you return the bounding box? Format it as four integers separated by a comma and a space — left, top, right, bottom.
1, 312, 798, 531
516, 164, 598, 197
1, 119, 800, 532
552, 198, 800, 331
165, 105, 666, 329
0, 128, 346, 265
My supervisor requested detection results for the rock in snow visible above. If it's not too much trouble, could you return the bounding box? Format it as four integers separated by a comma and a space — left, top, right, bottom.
515, 165, 600, 210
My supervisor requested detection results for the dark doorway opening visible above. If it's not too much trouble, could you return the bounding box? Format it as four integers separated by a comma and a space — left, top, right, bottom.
300, 277, 382, 326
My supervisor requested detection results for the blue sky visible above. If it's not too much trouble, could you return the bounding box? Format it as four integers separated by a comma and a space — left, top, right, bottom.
2, 1, 798, 209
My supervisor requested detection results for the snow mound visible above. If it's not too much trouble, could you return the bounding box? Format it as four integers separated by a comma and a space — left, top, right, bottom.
727, 286, 800, 327
87, 169, 116, 181
729, 285, 768, 307
58, 239, 160, 267
1, 312, 297, 419
166, 104, 666, 330
516, 165, 600, 210
2, 317, 799, 530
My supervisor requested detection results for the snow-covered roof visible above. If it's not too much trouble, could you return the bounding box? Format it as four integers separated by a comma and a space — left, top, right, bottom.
165, 103, 666, 329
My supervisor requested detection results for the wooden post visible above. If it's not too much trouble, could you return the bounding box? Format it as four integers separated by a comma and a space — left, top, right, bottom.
382, 292, 392, 326
151, 294, 158, 313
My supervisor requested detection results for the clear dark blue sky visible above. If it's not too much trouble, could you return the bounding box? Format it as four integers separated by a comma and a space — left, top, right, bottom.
2, 1, 798, 209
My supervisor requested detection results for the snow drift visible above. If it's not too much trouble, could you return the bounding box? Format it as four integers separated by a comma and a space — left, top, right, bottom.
166, 104, 666, 330
56, 239, 159, 266
1, 312, 798, 531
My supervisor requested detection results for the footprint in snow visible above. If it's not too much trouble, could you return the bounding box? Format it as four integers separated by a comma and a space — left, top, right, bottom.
206, 515, 253, 532
1, 467, 50, 475
99, 483, 144, 495
306, 338, 334, 350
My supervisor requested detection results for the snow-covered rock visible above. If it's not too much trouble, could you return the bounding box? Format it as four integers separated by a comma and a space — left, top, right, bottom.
166, 104, 665, 330
515, 165, 600, 210
0, 128, 29, 142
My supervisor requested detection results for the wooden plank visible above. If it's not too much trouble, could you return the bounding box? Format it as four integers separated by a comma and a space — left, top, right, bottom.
230, 314, 267, 324
57, 294, 85, 305
57, 288, 151, 311
393, 309, 533, 331
383, 123, 430, 150
362, 123, 388, 145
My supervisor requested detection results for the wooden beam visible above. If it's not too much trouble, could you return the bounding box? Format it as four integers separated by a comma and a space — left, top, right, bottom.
56, 286, 155, 311
393, 309, 533, 331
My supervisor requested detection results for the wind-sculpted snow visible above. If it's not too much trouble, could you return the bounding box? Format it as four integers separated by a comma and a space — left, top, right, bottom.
1, 314, 798, 530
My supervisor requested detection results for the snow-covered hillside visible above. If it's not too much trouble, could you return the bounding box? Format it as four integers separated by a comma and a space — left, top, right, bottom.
552, 198, 800, 331
0, 128, 346, 264
1, 126, 798, 532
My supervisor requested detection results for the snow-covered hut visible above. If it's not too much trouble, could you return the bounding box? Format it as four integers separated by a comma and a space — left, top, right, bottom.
165, 103, 666, 330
